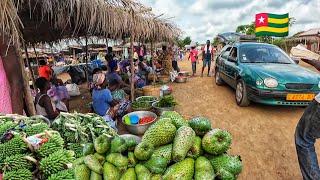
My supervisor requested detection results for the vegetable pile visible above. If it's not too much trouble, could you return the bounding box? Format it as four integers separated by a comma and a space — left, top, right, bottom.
74, 111, 243, 180
156, 95, 177, 108
131, 101, 152, 110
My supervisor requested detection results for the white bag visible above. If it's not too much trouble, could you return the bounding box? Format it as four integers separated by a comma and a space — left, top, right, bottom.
66, 83, 80, 96
170, 71, 178, 82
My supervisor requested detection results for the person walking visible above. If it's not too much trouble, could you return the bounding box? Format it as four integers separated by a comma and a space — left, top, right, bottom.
295, 58, 320, 180
188, 46, 198, 76
201, 40, 214, 77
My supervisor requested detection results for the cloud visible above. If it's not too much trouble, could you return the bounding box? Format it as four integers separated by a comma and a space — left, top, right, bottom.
139, 0, 320, 42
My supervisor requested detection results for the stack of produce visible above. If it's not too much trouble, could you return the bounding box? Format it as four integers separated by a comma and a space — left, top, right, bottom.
155, 95, 177, 108
74, 111, 243, 180
52, 112, 117, 157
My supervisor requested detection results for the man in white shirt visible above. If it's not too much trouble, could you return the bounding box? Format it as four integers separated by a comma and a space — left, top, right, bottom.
295, 58, 320, 180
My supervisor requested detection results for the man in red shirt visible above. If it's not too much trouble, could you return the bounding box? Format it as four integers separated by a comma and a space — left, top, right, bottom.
188, 46, 198, 76
38, 59, 52, 81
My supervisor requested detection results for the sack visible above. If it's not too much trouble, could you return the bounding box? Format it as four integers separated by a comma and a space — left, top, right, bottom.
66, 83, 80, 96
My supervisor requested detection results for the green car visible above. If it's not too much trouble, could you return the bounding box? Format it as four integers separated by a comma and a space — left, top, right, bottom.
215, 42, 320, 106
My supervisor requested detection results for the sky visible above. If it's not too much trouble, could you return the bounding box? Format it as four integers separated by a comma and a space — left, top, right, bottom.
139, 0, 320, 43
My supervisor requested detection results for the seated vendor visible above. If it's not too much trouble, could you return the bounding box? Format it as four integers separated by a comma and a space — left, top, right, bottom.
48, 78, 70, 112
109, 79, 131, 117
106, 60, 130, 92
35, 77, 59, 120
92, 73, 118, 130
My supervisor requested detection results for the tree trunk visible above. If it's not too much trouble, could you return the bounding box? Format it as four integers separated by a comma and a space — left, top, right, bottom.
0, 35, 24, 114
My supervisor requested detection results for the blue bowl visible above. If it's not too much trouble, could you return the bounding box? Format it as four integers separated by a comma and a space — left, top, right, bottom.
130, 115, 140, 124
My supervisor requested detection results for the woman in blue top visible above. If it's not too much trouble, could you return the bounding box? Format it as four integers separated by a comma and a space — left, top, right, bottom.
92, 73, 118, 130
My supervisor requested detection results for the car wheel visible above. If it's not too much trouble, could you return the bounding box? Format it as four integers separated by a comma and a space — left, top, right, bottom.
235, 80, 250, 107
215, 69, 224, 86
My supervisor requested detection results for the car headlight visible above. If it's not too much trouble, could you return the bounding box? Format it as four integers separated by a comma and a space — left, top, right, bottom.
318, 81, 320, 89
264, 78, 278, 88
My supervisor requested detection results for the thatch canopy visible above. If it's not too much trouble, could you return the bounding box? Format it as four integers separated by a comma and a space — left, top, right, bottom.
1, 0, 180, 46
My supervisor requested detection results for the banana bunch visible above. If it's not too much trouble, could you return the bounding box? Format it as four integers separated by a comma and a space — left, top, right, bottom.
1, 154, 35, 171
47, 168, 74, 180
37, 134, 64, 158
25, 122, 49, 136
39, 149, 75, 177
0, 121, 17, 135
0, 136, 27, 162
3, 168, 33, 180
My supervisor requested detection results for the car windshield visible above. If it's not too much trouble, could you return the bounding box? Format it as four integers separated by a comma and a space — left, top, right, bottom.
239, 44, 294, 64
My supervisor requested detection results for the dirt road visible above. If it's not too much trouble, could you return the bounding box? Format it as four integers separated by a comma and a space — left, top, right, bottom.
172, 59, 320, 179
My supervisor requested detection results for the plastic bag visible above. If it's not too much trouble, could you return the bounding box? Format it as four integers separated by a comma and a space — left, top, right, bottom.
66, 83, 80, 96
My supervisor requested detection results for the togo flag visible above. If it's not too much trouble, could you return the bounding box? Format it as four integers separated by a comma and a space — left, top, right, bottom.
255, 13, 289, 37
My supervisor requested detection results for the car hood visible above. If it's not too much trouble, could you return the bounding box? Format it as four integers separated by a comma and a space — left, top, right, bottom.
246, 63, 320, 84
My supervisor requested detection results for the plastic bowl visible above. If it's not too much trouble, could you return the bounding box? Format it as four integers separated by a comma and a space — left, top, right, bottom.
122, 111, 158, 135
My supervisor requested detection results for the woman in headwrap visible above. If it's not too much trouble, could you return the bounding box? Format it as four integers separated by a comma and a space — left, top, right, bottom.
92, 72, 118, 130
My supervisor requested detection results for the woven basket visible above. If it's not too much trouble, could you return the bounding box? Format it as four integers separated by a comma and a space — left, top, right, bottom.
142, 85, 160, 97
158, 75, 170, 83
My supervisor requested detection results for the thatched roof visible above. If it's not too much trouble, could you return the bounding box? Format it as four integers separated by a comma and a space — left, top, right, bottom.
1, 0, 181, 46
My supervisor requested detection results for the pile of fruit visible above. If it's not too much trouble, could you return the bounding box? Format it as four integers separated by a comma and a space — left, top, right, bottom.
75, 111, 243, 180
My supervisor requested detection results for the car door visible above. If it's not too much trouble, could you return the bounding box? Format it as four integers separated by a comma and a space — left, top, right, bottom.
224, 47, 239, 88
218, 46, 232, 83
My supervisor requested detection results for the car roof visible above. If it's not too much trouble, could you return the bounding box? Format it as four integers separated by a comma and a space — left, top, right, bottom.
233, 42, 276, 48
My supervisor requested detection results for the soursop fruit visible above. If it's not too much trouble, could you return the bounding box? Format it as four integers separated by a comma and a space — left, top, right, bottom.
144, 156, 167, 174
172, 126, 196, 162
48, 169, 74, 180
210, 154, 243, 180
134, 142, 154, 160
94, 134, 110, 154
151, 174, 162, 180
106, 153, 128, 171
103, 162, 121, 180
94, 153, 106, 165
1, 154, 34, 171
39, 149, 75, 177
74, 164, 90, 180
37, 134, 64, 158
141, 118, 176, 147
202, 129, 232, 155
0, 136, 27, 162
194, 156, 215, 180
128, 152, 138, 168
125, 137, 138, 151
67, 143, 83, 158
189, 117, 212, 136
90, 171, 103, 180
161, 111, 189, 128
121, 168, 136, 180
3, 168, 33, 180
84, 155, 103, 174
111, 136, 127, 153
151, 144, 172, 164
163, 158, 195, 180
135, 164, 151, 180
187, 136, 203, 159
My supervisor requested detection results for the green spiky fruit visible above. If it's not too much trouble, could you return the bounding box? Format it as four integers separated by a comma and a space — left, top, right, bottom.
163, 158, 195, 180
210, 154, 243, 179
195, 156, 215, 180
141, 118, 176, 147
103, 162, 121, 180
189, 117, 212, 136
128, 152, 138, 168
151, 144, 172, 164
39, 149, 75, 177
1, 154, 34, 171
84, 155, 103, 174
161, 111, 189, 128
120, 168, 136, 180
0, 136, 27, 162
37, 134, 64, 158
94, 134, 110, 154
47, 169, 74, 180
151, 174, 162, 180
3, 169, 33, 180
125, 137, 138, 151
0, 121, 16, 136
94, 153, 106, 165
144, 156, 167, 174
90, 171, 103, 180
106, 153, 128, 171
74, 164, 90, 180
135, 164, 151, 180
25, 123, 49, 136
187, 136, 203, 159
110, 136, 127, 153
134, 142, 154, 160
202, 129, 232, 155
172, 126, 196, 162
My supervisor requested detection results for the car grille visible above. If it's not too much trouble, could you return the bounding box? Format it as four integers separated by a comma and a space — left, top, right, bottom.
285, 83, 314, 90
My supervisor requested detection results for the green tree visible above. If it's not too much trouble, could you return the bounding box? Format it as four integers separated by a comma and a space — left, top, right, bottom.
175, 36, 192, 48
236, 22, 255, 35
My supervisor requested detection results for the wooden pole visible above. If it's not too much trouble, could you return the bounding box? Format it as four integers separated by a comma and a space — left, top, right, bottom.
24, 44, 36, 87
85, 36, 89, 87
130, 34, 135, 101
151, 41, 156, 84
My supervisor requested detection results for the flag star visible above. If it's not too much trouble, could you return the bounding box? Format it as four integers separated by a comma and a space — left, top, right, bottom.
258, 16, 265, 23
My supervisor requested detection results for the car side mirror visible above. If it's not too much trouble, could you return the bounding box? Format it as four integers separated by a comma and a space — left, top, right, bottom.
293, 59, 299, 64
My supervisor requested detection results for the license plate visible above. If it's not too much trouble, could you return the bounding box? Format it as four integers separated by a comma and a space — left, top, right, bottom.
286, 94, 315, 101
